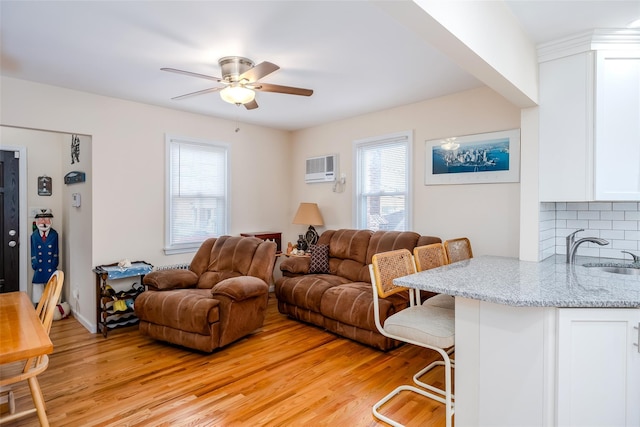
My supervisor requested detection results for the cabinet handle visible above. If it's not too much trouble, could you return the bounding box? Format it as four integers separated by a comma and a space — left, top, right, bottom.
635, 323, 640, 354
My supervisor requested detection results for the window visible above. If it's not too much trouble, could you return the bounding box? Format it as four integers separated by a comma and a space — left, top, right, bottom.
354, 131, 412, 231
165, 135, 228, 254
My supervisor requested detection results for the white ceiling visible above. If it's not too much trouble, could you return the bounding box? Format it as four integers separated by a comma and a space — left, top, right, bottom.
1, 1, 639, 131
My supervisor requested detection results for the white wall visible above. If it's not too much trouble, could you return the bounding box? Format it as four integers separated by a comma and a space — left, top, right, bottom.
289, 87, 522, 257
1, 76, 523, 331
519, 106, 540, 262
62, 134, 92, 315
1, 76, 292, 332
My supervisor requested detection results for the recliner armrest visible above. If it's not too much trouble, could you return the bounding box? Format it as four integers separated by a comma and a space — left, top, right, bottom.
279, 256, 310, 275
211, 276, 268, 301
143, 269, 199, 291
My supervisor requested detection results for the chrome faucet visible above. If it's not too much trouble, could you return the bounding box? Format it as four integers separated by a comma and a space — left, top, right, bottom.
621, 250, 640, 263
565, 229, 584, 263
569, 236, 609, 264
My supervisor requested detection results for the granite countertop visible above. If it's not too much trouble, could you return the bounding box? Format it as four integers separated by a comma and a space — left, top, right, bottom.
393, 255, 640, 308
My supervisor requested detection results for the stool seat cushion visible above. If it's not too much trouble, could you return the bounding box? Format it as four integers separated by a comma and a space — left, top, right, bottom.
423, 294, 456, 310
384, 305, 455, 349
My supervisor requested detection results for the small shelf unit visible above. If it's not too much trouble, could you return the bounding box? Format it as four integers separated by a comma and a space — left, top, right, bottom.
93, 261, 153, 337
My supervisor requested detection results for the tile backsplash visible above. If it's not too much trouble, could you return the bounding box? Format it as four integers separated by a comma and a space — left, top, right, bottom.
539, 202, 640, 261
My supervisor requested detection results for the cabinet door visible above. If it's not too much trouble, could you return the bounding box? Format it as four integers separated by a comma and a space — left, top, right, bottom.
539, 52, 595, 201
557, 308, 640, 426
595, 50, 640, 200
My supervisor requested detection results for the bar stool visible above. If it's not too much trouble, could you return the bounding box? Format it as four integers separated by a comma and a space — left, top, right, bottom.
369, 250, 454, 427
444, 237, 473, 263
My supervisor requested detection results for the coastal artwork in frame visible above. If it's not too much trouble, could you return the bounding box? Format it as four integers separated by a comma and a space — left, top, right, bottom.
425, 129, 520, 185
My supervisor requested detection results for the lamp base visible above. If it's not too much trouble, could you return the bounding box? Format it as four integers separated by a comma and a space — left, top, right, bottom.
305, 225, 319, 246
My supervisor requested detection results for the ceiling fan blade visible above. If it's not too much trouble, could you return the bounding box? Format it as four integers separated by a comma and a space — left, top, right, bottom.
171, 87, 222, 100
254, 83, 313, 97
161, 67, 222, 82
244, 99, 259, 110
240, 61, 279, 82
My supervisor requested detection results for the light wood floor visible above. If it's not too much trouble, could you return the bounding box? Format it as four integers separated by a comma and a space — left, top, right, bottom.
3, 294, 452, 426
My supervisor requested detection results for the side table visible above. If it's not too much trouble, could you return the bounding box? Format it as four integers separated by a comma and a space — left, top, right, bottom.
93, 261, 153, 337
240, 231, 282, 253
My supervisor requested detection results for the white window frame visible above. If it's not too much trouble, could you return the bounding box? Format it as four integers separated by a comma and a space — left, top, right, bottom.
353, 130, 413, 231
164, 134, 229, 255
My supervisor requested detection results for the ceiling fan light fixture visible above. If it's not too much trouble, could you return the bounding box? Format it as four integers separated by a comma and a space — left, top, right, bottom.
220, 85, 255, 105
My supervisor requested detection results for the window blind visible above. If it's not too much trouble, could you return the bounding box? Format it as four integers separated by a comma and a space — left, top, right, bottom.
355, 133, 411, 231
166, 137, 228, 252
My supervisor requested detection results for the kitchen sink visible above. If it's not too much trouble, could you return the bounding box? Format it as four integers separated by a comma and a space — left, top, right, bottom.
582, 262, 640, 275
596, 266, 640, 275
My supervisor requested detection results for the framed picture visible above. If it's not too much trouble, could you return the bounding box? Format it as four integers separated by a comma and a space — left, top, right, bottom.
37, 176, 52, 196
425, 129, 520, 185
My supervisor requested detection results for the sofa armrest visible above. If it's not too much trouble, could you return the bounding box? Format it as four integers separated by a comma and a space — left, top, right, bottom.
279, 256, 310, 275
143, 269, 199, 291
211, 276, 268, 301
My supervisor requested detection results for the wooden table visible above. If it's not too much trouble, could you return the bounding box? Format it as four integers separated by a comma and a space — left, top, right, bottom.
0, 292, 52, 364
0, 291, 53, 426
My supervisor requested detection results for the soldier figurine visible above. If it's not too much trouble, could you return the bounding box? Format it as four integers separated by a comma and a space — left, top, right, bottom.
31, 209, 59, 303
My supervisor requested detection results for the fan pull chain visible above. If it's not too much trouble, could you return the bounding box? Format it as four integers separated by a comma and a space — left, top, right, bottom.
231, 106, 241, 133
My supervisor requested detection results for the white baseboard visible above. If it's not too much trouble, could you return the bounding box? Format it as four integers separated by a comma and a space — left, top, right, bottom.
71, 308, 96, 334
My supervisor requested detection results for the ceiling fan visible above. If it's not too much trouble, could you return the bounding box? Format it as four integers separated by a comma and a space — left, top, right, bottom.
161, 56, 313, 110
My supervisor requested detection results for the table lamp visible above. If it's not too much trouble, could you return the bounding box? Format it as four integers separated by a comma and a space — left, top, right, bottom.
292, 202, 324, 248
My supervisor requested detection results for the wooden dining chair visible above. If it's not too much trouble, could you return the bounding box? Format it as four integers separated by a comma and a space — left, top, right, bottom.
444, 237, 473, 263
369, 250, 454, 427
0, 270, 64, 427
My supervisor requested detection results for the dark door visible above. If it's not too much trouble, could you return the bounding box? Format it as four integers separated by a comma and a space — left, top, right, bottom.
0, 150, 20, 293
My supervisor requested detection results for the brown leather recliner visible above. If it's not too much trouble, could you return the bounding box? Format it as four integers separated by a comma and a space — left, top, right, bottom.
135, 236, 277, 352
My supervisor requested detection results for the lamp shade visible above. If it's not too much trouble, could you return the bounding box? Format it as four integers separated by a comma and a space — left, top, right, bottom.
220, 85, 256, 105
292, 203, 324, 226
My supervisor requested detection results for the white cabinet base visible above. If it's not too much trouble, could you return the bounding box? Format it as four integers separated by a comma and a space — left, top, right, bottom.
455, 299, 640, 427
557, 308, 640, 427
455, 298, 557, 426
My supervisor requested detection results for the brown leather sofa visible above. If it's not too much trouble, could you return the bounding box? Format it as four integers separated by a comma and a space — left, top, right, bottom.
135, 236, 277, 352
274, 229, 441, 351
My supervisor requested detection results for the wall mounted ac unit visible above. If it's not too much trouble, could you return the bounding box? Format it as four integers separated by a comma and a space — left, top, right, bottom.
305, 154, 337, 183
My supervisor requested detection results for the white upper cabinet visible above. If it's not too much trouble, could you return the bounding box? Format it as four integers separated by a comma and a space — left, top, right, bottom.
539, 51, 595, 201
595, 50, 640, 200
539, 30, 640, 201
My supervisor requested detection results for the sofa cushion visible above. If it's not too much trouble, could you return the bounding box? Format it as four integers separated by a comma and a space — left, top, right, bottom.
320, 282, 409, 331
211, 276, 269, 300
197, 271, 242, 289
365, 231, 421, 264
135, 289, 220, 335
208, 236, 259, 275
189, 237, 217, 276
275, 274, 351, 313
323, 229, 371, 264
308, 244, 330, 273
320, 229, 373, 282
196, 235, 276, 289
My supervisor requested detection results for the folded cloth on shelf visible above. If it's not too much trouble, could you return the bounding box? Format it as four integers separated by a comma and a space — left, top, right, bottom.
99, 262, 153, 280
